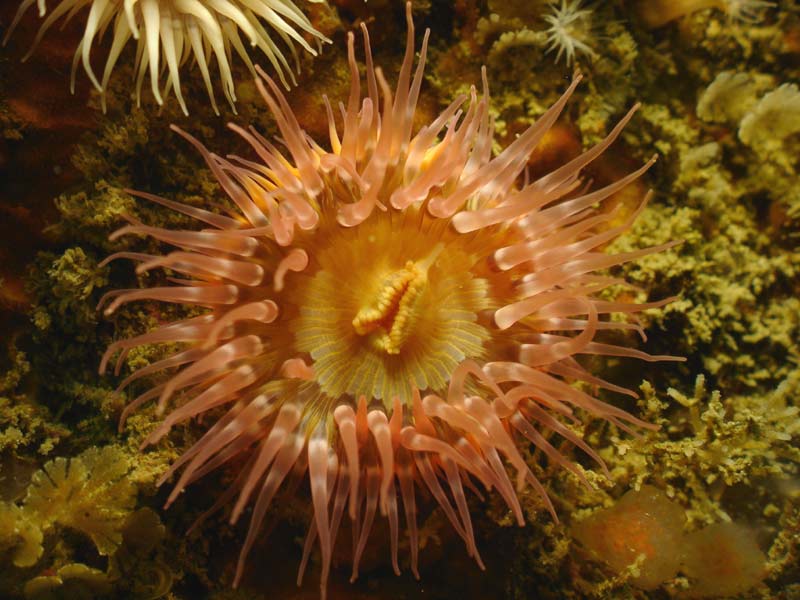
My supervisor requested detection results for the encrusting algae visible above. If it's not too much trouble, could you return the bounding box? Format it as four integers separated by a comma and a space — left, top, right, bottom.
0, 0, 798, 599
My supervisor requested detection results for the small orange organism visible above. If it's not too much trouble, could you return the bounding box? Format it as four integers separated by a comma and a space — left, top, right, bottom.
680, 522, 767, 597
573, 485, 686, 589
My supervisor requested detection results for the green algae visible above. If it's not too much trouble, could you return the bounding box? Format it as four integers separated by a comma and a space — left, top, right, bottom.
0, 0, 797, 599
0, 344, 69, 459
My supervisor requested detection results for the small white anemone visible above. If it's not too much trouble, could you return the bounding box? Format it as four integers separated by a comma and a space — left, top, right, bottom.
543, 0, 598, 67
4, 0, 331, 115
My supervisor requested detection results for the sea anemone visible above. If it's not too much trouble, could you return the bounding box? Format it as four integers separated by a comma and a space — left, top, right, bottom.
543, 0, 598, 66
3, 0, 330, 115
99, 3, 681, 595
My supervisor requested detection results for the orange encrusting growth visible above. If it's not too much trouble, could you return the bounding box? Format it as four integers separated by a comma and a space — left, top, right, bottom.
573, 485, 686, 589
573, 487, 768, 594
99, 3, 682, 596
680, 523, 768, 597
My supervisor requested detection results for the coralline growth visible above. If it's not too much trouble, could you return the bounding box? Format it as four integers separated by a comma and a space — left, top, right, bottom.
738, 83, 800, 148
697, 73, 800, 149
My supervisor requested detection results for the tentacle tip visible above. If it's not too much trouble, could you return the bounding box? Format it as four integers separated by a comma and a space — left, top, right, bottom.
493, 313, 514, 331
254, 64, 271, 82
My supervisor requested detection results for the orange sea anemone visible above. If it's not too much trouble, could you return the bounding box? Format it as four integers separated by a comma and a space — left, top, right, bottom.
99, 3, 681, 596
4, 0, 329, 114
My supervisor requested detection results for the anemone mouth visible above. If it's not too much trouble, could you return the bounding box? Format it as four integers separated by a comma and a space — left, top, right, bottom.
286, 206, 503, 404
96, 2, 683, 596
